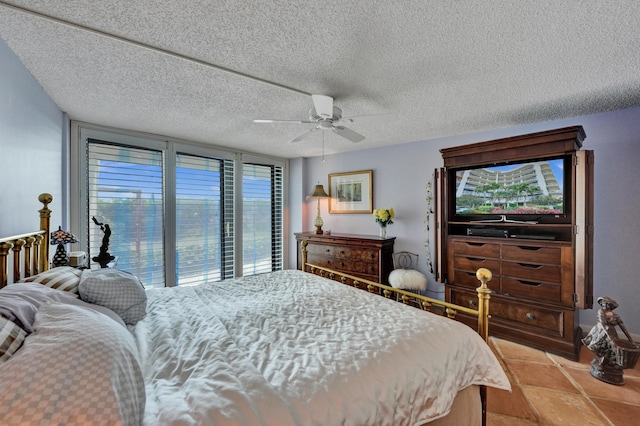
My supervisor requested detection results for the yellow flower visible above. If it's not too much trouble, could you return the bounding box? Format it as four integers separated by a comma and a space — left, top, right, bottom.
373, 208, 395, 226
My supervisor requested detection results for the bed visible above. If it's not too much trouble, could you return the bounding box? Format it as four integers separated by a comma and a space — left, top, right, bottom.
0, 194, 510, 425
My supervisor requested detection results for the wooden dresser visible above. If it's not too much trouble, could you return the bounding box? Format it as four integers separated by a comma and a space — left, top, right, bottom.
294, 232, 395, 284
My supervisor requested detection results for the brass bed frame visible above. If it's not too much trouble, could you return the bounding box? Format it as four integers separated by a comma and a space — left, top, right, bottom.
1, 194, 495, 425
0, 193, 52, 288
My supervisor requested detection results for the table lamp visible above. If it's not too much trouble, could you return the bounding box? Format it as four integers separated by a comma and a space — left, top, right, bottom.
50, 226, 78, 267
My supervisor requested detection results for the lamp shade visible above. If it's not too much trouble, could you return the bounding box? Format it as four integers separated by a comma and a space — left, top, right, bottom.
50, 226, 78, 245
309, 184, 329, 198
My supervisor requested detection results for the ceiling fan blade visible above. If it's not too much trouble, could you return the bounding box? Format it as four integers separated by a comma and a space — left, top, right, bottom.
311, 95, 334, 119
290, 127, 319, 143
332, 125, 365, 143
254, 119, 314, 124
337, 113, 395, 125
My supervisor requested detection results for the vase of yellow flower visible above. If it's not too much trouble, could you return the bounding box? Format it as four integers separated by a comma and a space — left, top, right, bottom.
373, 208, 395, 238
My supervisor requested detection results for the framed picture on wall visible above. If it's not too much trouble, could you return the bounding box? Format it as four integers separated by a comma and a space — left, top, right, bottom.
328, 170, 373, 214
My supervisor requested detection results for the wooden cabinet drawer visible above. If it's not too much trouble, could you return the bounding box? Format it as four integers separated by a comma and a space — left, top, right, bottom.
502, 245, 561, 265
452, 269, 499, 291
490, 299, 563, 335
449, 288, 484, 310
453, 256, 500, 273
501, 276, 561, 304
453, 240, 500, 258
502, 261, 561, 283
449, 288, 563, 335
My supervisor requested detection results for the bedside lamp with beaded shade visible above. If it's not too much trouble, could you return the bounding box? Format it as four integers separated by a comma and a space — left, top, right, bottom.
309, 183, 329, 234
50, 226, 78, 267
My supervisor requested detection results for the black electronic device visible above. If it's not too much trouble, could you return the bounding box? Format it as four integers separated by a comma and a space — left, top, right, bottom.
466, 228, 509, 238
510, 234, 556, 240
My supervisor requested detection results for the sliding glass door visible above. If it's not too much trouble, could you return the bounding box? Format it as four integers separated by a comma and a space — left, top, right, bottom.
75, 124, 286, 288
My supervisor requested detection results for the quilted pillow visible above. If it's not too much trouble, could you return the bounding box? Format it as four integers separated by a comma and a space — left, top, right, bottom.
79, 269, 147, 325
0, 316, 27, 362
19, 266, 82, 293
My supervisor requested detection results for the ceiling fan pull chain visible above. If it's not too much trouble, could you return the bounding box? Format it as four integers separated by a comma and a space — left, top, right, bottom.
322, 131, 325, 162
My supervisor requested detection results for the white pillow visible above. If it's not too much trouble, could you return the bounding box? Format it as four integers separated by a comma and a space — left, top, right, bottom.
79, 269, 147, 325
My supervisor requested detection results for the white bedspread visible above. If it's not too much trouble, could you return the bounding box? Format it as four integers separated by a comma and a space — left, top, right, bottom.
132, 270, 509, 425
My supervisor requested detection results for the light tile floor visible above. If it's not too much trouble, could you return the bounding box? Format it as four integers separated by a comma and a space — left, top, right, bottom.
487, 337, 640, 425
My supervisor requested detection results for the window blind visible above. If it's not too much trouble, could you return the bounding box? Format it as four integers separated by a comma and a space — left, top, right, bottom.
175, 153, 234, 285
242, 163, 283, 275
87, 140, 165, 288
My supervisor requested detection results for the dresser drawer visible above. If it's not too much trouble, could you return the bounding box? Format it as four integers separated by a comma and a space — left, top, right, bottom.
502, 261, 561, 283
335, 246, 378, 262
306, 244, 334, 256
452, 240, 500, 258
453, 256, 500, 273
501, 276, 561, 304
502, 245, 561, 265
307, 253, 334, 269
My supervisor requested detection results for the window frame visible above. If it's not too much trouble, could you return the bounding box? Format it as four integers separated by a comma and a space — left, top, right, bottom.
70, 121, 289, 286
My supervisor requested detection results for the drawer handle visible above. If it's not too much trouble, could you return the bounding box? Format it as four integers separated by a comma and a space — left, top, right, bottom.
526, 312, 536, 321
467, 257, 487, 263
469, 299, 477, 307
518, 263, 543, 269
368, 266, 374, 272
340, 262, 345, 267
518, 280, 542, 287
518, 246, 543, 251
369, 253, 374, 259
326, 249, 331, 253
339, 250, 345, 255
466, 242, 486, 247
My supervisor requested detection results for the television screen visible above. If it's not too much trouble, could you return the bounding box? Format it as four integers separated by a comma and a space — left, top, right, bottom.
454, 157, 566, 217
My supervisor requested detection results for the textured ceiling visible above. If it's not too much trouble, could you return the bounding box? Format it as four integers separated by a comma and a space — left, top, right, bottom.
1, 1, 639, 159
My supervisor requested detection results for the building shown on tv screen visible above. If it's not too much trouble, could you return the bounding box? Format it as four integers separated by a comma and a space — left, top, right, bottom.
455, 160, 563, 213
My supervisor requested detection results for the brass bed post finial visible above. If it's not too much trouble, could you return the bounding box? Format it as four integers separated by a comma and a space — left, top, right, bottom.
38, 193, 53, 272
475, 268, 493, 343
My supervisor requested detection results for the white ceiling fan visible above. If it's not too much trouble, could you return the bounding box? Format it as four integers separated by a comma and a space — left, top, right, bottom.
254, 95, 374, 143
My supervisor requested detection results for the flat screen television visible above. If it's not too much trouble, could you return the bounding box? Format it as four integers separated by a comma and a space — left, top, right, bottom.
450, 155, 572, 224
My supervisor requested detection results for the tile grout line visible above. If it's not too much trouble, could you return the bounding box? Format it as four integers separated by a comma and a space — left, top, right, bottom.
544, 351, 614, 426
489, 338, 543, 425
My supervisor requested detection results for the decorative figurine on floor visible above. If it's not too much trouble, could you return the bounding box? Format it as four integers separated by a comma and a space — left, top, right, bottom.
582, 296, 640, 385
91, 216, 115, 268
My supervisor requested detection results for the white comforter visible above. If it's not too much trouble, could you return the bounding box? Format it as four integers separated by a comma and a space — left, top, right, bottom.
132, 270, 509, 426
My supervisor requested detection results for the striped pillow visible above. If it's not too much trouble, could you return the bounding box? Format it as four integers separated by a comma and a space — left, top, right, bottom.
19, 267, 82, 293
0, 316, 27, 362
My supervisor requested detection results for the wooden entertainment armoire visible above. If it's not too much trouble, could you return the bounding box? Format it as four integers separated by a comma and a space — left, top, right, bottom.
436, 126, 593, 360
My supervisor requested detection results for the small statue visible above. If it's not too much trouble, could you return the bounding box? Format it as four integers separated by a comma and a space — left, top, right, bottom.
91, 216, 115, 268
582, 296, 639, 385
